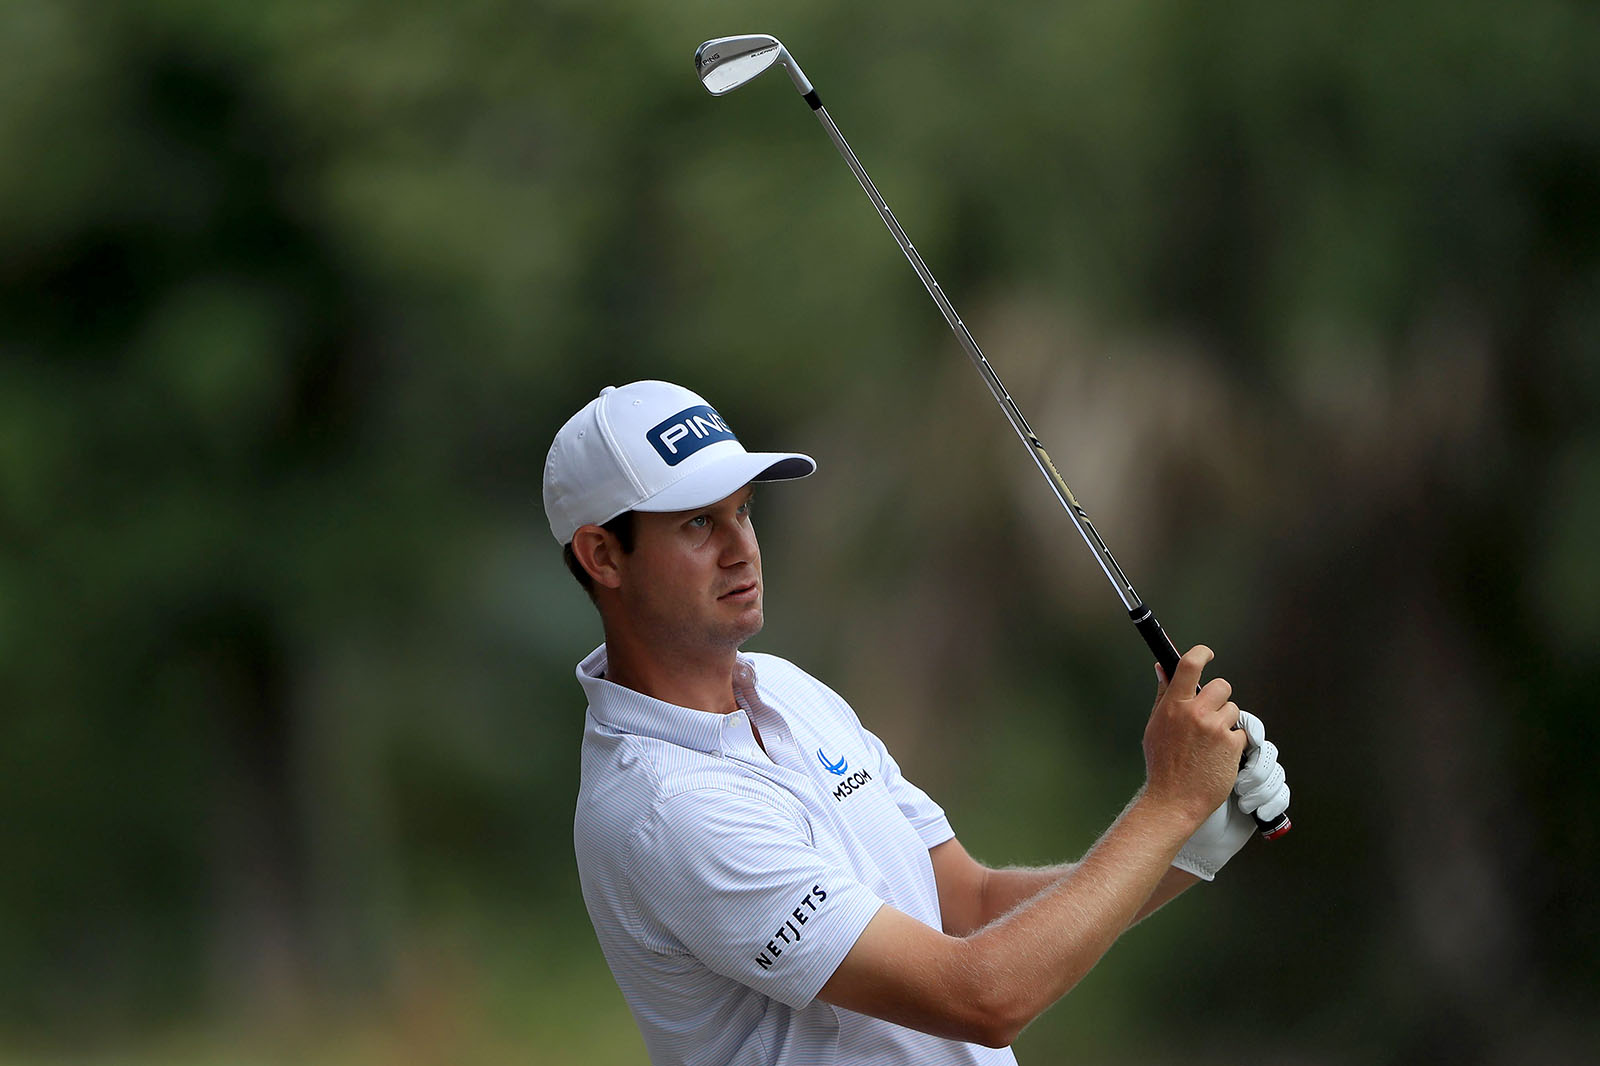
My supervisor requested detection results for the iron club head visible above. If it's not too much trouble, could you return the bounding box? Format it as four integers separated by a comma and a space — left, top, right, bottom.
695, 34, 813, 97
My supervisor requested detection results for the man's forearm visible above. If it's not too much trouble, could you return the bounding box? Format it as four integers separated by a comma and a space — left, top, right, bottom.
1135, 865, 1199, 922
954, 795, 1197, 1043
975, 863, 1074, 928
975, 850, 1198, 931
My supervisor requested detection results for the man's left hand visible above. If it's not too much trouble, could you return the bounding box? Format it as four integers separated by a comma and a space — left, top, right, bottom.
1171, 711, 1289, 881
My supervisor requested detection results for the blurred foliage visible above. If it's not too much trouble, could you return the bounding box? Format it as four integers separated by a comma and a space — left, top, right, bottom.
2, 0, 1598, 1062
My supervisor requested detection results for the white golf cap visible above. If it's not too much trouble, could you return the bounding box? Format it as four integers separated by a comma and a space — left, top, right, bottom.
543, 380, 816, 544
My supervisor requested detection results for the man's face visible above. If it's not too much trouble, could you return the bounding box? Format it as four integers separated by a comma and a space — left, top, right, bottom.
614, 484, 764, 654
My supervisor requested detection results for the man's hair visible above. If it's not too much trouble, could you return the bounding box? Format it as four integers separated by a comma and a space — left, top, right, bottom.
563, 510, 637, 598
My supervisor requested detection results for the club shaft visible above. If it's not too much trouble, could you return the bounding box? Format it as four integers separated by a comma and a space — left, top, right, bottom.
812, 104, 1141, 610
804, 97, 1290, 841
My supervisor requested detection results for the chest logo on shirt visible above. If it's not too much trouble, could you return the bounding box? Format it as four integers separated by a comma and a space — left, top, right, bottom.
817, 748, 848, 775
818, 748, 873, 802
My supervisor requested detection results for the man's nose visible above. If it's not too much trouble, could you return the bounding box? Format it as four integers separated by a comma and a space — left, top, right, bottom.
719, 515, 758, 563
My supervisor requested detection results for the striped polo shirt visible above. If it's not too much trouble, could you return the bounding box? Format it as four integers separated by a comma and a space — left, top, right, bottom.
574, 644, 1019, 1066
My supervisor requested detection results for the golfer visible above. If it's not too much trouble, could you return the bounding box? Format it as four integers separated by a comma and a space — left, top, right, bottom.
548, 380, 1290, 1065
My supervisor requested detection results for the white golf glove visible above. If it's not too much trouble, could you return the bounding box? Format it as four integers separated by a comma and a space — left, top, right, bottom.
1172, 710, 1290, 881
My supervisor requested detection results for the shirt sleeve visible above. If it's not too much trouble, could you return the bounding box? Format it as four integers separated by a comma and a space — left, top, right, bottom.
858, 725, 956, 849
627, 786, 886, 1010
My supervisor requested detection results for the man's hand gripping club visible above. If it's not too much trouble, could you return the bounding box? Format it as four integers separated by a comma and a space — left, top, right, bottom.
1150, 648, 1293, 881
1138, 645, 1251, 833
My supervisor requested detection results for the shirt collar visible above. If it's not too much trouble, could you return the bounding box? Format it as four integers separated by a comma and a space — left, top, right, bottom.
577, 643, 764, 756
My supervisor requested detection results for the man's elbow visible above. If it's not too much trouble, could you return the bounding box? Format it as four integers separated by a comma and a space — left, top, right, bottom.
950, 951, 1032, 1049
969, 1018, 1023, 1051
952, 1000, 1025, 1050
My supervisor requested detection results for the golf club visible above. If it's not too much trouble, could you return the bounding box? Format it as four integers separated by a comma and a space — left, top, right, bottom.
695, 34, 1289, 840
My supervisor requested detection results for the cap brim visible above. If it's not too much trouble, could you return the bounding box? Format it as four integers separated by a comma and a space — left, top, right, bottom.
634, 452, 815, 514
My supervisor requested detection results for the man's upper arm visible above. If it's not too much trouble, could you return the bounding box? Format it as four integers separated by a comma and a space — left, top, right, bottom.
927, 837, 991, 938
816, 900, 1012, 1049
811, 837, 1014, 1049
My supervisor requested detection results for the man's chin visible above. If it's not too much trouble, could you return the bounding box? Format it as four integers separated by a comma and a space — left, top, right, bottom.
723, 606, 764, 649
733, 611, 764, 647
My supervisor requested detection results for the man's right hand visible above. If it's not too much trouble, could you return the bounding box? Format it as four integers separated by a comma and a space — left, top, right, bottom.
1141, 645, 1248, 828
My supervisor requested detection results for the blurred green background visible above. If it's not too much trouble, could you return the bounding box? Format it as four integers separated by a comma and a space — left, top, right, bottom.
4, 0, 1598, 1063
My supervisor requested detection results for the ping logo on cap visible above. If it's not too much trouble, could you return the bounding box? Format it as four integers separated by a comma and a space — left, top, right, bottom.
648, 405, 736, 466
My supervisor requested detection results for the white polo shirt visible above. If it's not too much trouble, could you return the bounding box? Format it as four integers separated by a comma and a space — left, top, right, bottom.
574, 644, 1020, 1066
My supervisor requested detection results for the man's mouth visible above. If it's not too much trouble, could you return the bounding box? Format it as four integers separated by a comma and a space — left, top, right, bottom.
718, 582, 758, 601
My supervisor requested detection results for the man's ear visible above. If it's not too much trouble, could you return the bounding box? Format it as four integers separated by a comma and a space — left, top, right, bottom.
571, 525, 625, 591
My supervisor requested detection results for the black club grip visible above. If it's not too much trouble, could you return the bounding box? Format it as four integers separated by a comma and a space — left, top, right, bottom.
1128, 605, 1292, 841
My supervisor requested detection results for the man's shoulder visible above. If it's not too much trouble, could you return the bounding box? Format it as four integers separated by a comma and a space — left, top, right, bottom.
744, 650, 862, 724
743, 651, 842, 700
577, 727, 748, 807
740, 649, 806, 678
576, 729, 797, 849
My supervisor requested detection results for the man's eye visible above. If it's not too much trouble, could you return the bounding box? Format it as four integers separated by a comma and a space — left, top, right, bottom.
689, 515, 710, 528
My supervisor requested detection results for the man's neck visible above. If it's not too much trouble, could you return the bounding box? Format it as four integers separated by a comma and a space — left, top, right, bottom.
600, 638, 740, 716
